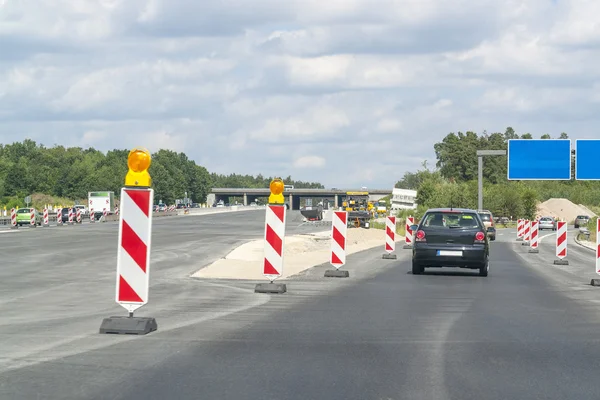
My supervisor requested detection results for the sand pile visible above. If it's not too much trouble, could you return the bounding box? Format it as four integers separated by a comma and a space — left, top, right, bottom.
192, 228, 402, 280
536, 198, 596, 221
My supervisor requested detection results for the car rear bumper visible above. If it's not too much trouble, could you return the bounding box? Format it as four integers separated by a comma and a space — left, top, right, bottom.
539, 224, 555, 230
413, 243, 487, 268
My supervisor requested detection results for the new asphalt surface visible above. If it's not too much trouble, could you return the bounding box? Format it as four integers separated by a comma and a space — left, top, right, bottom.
2, 216, 600, 399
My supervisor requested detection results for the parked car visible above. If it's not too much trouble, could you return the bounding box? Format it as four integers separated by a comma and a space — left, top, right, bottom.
477, 210, 496, 241
411, 208, 491, 277
538, 216, 556, 231
574, 215, 590, 228
16, 208, 42, 226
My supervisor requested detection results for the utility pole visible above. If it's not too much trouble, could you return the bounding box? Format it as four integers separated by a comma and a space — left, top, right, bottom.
476, 150, 507, 210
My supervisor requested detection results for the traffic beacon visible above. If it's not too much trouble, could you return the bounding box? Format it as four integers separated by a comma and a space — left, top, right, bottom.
99, 147, 157, 335
255, 178, 288, 294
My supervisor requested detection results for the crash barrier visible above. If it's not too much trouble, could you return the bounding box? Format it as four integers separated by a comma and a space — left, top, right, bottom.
0, 210, 179, 226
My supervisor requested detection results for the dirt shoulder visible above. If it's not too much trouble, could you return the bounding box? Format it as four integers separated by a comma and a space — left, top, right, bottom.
192, 228, 405, 280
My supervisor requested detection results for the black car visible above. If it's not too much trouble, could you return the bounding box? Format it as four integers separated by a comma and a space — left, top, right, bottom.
411, 208, 491, 277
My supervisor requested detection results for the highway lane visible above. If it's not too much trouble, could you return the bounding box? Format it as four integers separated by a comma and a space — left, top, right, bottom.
3, 227, 600, 398
0, 209, 325, 379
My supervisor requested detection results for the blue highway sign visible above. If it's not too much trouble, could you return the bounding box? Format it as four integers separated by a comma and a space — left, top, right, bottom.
507, 139, 571, 180
575, 139, 600, 180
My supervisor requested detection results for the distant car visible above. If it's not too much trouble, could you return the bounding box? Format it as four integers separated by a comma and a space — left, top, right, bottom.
73, 205, 88, 216
158, 203, 167, 212
477, 210, 496, 241
574, 215, 590, 228
411, 208, 490, 277
538, 216, 556, 231
16, 208, 42, 226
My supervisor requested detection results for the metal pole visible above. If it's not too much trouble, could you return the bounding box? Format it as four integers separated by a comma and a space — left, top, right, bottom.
478, 156, 483, 211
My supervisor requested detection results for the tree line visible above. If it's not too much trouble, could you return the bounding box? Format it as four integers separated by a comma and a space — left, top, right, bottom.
0, 140, 324, 209
395, 128, 600, 220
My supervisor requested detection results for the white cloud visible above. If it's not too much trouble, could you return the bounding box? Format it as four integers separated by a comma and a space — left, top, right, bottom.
1, 0, 600, 188
293, 155, 326, 168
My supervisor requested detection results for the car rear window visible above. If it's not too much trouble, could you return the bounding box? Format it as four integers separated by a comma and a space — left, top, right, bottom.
478, 213, 491, 221
16, 209, 30, 213
422, 211, 482, 229
577, 216, 589, 219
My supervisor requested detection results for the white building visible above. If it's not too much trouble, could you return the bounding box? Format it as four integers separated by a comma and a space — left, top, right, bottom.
391, 188, 417, 210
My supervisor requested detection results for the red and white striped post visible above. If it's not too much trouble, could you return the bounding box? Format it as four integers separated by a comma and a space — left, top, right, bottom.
57, 207, 63, 226
403, 216, 414, 249
517, 219, 524, 241
90, 208, 95, 223
529, 220, 539, 253
522, 219, 530, 245
325, 210, 349, 277
103, 208, 107, 222
43, 208, 49, 227
76, 208, 82, 224
100, 147, 157, 335
383, 216, 397, 259
262, 204, 286, 281
553, 220, 569, 265
115, 206, 119, 215
10, 208, 17, 229
255, 179, 289, 293
30, 208, 36, 228
114, 188, 154, 311
68, 207, 74, 225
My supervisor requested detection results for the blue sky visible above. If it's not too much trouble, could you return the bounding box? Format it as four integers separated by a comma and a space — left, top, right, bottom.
1, 0, 599, 188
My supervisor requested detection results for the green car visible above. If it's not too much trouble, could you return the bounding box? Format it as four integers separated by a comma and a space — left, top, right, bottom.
16, 208, 43, 226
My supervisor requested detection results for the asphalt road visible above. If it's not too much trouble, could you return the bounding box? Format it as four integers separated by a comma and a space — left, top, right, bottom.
2, 220, 600, 399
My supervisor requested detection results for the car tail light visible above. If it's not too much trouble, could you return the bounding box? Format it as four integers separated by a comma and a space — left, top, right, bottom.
475, 231, 485, 243
415, 230, 426, 242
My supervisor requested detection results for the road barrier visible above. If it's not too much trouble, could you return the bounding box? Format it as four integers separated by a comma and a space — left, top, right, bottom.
517, 219, 524, 241
382, 216, 397, 260
68, 208, 74, 225
324, 211, 349, 278
90, 208, 95, 223
30, 208, 36, 228
57, 208, 63, 226
254, 204, 288, 294
10, 208, 17, 229
522, 219, 531, 245
43, 208, 49, 227
76, 208, 82, 224
554, 220, 568, 265
529, 220, 539, 253
403, 216, 414, 249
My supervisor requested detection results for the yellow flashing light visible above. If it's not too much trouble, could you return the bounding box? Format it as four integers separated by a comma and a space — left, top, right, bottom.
125, 147, 152, 187
268, 178, 285, 204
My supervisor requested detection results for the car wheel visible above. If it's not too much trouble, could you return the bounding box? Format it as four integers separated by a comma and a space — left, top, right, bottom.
479, 258, 489, 277
575, 224, 579, 228
412, 261, 424, 275
490, 235, 496, 241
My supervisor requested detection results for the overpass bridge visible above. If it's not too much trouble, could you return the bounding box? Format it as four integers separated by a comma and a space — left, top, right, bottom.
208, 188, 392, 210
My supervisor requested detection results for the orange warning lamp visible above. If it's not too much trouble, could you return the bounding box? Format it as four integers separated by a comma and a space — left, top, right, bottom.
269, 178, 285, 204
125, 147, 152, 187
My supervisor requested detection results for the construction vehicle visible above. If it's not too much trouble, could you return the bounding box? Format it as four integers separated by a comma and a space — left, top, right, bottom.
375, 200, 388, 216
343, 191, 372, 228
300, 198, 324, 221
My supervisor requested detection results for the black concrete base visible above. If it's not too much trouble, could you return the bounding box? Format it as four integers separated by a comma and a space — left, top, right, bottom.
528, 248, 539, 253
553, 259, 569, 265
255, 282, 287, 294
402, 244, 413, 249
10, 225, 17, 230
382, 253, 397, 259
99, 316, 157, 335
324, 269, 350, 278
516, 238, 523, 241
591, 279, 600, 287
521, 242, 530, 246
